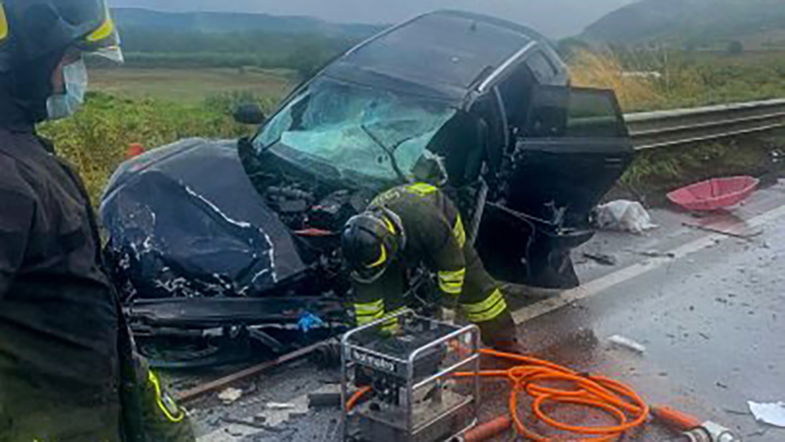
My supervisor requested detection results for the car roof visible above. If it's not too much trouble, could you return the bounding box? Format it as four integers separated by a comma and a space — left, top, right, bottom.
322, 10, 552, 104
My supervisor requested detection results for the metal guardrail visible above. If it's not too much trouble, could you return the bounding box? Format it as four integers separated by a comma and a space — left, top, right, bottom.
624, 99, 785, 151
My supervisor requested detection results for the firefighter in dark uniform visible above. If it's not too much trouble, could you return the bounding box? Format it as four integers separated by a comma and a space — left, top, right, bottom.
0, 1, 193, 441
342, 182, 520, 350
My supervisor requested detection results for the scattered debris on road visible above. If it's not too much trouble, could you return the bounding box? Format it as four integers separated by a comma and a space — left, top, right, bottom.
631, 249, 677, 259
263, 402, 296, 410
682, 222, 764, 241
583, 252, 618, 266
254, 393, 309, 427
220, 416, 278, 431
595, 200, 658, 234
608, 334, 647, 354
218, 387, 244, 405
748, 401, 785, 428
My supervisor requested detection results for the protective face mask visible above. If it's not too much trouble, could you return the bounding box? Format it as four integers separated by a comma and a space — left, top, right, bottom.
46, 58, 88, 121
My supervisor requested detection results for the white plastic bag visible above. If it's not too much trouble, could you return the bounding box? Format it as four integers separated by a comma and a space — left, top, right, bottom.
595, 200, 658, 234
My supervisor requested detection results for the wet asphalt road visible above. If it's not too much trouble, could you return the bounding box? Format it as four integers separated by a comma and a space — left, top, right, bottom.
189, 183, 785, 441
505, 183, 785, 441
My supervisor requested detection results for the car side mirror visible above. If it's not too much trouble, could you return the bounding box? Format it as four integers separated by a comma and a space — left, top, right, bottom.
232, 104, 266, 125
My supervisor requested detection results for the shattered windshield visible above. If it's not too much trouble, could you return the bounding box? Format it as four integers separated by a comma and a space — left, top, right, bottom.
253, 77, 456, 185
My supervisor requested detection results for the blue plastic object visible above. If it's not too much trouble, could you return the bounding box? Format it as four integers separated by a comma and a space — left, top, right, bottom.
298, 312, 325, 333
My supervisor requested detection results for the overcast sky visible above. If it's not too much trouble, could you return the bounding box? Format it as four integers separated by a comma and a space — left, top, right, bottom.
108, 0, 635, 38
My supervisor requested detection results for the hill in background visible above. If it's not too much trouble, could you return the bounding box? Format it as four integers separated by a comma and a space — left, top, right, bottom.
111, 8, 383, 74
113, 8, 380, 38
579, 0, 785, 50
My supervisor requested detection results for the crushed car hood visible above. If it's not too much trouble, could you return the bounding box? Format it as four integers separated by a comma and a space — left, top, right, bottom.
101, 138, 306, 299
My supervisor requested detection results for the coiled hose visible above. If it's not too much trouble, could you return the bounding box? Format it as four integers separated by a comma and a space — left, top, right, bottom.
453, 349, 649, 441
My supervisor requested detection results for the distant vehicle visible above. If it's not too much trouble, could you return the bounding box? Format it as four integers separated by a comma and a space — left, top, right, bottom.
101, 10, 633, 366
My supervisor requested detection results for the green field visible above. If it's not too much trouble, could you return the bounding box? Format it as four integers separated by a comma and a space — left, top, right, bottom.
90, 67, 295, 104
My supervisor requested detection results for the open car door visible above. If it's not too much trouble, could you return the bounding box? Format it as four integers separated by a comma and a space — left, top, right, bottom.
479, 85, 634, 288
507, 85, 633, 226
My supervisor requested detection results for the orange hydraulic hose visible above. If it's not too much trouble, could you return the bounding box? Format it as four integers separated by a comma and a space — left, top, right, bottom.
650, 405, 702, 431
346, 385, 372, 412
453, 348, 650, 441
461, 416, 513, 442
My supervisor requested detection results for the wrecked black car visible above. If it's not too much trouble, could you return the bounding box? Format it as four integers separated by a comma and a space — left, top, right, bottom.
101, 10, 633, 366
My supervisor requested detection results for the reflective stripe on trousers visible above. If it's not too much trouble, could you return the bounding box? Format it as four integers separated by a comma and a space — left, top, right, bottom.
439, 267, 466, 294
461, 288, 507, 323
354, 299, 384, 325
439, 216, 467, 294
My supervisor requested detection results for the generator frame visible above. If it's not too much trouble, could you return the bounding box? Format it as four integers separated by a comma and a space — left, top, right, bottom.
340, 310, 481, 442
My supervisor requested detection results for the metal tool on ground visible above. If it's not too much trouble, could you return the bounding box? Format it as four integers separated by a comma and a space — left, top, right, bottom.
176, 340, 330, 402
652, 405, 742, 442
341, 310, 480, 442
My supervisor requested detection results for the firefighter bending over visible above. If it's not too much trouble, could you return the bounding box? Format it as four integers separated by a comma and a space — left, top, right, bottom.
341, 183, 520, 351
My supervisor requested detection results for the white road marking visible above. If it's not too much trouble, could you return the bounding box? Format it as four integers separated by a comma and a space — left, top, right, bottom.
512, 202, 785, 324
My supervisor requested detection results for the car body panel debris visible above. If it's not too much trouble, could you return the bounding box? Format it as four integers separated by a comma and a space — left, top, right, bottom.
748, 401, 785, 427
